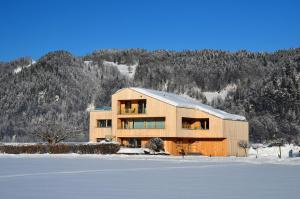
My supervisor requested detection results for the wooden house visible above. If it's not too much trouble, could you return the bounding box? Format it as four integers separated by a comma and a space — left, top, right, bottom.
89, 87, 248, 156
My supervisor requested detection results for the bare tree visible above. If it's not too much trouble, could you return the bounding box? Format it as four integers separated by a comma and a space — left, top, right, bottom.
32, 120, 82, 144
238, 140, 249, 157
252, 143, 263, 158
270, 139, 284, 159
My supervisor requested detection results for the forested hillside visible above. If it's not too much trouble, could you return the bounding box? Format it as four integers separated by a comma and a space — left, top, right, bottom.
1, 48, 300, 143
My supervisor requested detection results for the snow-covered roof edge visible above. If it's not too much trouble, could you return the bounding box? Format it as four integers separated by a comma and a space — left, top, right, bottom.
126, 87, 246, 121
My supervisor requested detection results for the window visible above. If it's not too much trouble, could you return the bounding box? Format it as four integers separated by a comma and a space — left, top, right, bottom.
182, 118, 209, 130
124, 120, 129, 129
107, 120, 112, 127
146, 119, 156, 128
97, 119, 112, 128
120, 117, 165, 129
134, 119, 145, 129
155, 118, 165, 129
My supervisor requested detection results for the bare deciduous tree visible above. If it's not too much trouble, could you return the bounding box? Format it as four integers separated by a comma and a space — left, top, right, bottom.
270, 139, 284, 159
252, 143, 263, 158
238, 140, 249, 157
32, 120, 82, 144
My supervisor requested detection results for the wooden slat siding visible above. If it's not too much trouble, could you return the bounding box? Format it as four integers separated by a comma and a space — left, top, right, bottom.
223, 120, 249, 156
195, 138, 227, 156
89, 111, 112, 142
162, 138, 227, 156
164, 140, 178, 155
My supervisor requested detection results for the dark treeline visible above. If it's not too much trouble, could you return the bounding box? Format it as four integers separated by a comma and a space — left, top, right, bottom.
1, 48, 300, 143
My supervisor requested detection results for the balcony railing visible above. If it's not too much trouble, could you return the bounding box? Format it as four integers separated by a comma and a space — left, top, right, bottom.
119, 108, 146, 114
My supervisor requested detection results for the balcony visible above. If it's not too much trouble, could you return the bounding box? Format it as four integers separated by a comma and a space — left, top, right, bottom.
119, 100, 146, 115
182, 117, 209, 130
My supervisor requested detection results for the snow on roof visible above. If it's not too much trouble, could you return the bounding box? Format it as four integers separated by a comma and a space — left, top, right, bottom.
130, 87, 246, 121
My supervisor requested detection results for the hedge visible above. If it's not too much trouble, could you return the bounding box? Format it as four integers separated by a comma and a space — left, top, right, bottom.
0, 143, 120, 154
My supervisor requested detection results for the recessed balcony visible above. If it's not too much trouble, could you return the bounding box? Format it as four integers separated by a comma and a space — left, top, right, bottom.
118, 99, 146, 115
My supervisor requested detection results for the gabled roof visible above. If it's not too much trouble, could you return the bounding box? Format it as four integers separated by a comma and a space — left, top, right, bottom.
129, 87, 246, 121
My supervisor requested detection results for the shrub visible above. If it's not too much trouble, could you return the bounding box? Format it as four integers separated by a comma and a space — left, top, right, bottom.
146, 138, 164, 152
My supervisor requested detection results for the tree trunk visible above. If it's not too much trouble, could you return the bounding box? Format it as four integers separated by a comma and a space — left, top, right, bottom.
244, 148, 247, 157
278, 146, 282, 159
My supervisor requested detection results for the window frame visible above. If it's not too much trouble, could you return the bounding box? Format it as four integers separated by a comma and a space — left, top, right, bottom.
97, 119, 112, 128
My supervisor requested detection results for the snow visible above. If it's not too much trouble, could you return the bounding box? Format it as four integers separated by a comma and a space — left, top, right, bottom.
13, 67, 22, 74
203, 83, 237, 103
129, 87, 246, 120
103, 61, 138, 78
0, 154, 299, 199
98, 140, 120, 145
13, 60, 36, 74
248, 144, 300, 159
83, 60, 93, 66
54, 95, 60, 102
86, 102, 95, 112
117, 147, 146, 154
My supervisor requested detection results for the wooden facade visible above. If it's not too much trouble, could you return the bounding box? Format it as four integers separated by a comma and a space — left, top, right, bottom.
89, 88, 249, 156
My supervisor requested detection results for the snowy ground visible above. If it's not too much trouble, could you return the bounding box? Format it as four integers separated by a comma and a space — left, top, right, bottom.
203, 83, 237, 103
0, 154, 299, 199
103, 61, 138, 78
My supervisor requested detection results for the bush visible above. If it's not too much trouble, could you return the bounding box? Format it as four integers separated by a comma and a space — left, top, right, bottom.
146, 138, 164, 152
0, 142, 120, 154
48, 144, 71, 154
96, 142, 121, 154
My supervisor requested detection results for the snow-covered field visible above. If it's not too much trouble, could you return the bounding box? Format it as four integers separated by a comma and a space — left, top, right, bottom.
0, 154, 299, 199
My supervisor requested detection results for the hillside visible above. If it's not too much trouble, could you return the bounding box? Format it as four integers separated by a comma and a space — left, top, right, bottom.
1, 48, 300, 143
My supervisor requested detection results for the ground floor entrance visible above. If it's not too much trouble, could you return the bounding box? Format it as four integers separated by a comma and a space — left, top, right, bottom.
118, 137, 227, 156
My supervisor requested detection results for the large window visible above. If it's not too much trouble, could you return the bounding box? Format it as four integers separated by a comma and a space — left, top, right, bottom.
182, 117, 209, 130
134, 119, 145, 129
120, 117, 165, 129
97, 119, 112, 128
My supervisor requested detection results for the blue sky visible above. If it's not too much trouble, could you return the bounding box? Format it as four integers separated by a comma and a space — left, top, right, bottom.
0, 0, 299, 61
